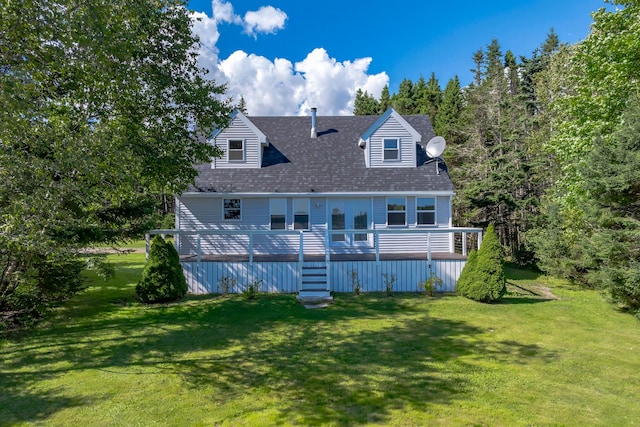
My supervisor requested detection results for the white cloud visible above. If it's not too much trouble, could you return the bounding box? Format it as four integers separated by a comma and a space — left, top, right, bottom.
212, 0, 241, 25
191, 2, 389, 116
243, 6, 288, 37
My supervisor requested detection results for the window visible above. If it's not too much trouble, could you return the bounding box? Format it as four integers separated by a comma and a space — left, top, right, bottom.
228, 139, 244, 161
293, 198, 310, 230
383, 138, 399, 160
270, 198, 286, 230
387, 197, 406, 226
223, 198, 241, 220
417, 197, 436, 226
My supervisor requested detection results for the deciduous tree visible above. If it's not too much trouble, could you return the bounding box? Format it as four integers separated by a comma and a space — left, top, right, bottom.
0, 0, 230, 326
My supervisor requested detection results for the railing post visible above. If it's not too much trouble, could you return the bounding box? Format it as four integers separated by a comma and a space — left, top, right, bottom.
477, 231, 483, 250
249, 231, 254, 264
145, 233, 150, 260
427, 232, 432, 263
462, 232, 467, 256
325, 229, 330, 291
197, 234, 201, 263
375, 230, 380, 263
298, 231, 304, 291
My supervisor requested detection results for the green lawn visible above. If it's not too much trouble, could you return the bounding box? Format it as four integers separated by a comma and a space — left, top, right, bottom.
1, 255, 639, 426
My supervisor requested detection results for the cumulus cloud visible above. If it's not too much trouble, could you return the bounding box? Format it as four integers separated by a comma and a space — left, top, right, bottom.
191, 2, 389, 116
243, 6, 288, 37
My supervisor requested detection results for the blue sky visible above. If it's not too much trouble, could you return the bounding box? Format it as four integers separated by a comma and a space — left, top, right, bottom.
187, 0, 608, 116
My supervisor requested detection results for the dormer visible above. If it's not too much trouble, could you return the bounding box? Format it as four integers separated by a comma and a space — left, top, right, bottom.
358, 108, 422, 168
210, 110, 268, 169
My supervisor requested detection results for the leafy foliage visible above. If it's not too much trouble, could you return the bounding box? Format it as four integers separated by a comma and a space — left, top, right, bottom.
136, 235, 187, 303
456, 225, 506, 303
580, 98, 640, 314
531, 3, 640, 317
0, 0, 230, 326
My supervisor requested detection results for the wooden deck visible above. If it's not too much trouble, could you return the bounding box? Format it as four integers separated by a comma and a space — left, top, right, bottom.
179, 252, 467, 262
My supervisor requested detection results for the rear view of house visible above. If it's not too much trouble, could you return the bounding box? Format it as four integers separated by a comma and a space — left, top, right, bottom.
156, 108, 481, 299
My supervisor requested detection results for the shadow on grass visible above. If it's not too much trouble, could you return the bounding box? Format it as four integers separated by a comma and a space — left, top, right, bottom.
0, 262, 558, 425
504, 262, 543, 281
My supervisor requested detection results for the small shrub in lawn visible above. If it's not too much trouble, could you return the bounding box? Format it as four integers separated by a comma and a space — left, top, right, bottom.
383, 273, 396, 296
218, 276, 236, 297
350, 271, 361, 295
242, 279, 262, 299
456, 224, 506, 303
418, 272, 443, 296
136, 235, 187, 303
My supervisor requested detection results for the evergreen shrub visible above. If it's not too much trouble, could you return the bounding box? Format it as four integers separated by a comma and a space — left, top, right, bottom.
456, 224, 506, 303
136, 235, 187, 303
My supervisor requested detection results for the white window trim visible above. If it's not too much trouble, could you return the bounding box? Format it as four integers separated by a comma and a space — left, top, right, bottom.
222, 198, 242, 221
293, 198, 310, 231
383, 138, 400, 162
227, 139, 245, 162
270, 198, 287, 230
386, 197, 407, 227
416, 196, 437, 227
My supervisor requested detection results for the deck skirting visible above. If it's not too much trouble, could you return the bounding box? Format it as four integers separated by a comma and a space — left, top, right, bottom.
182, 257, 466, 295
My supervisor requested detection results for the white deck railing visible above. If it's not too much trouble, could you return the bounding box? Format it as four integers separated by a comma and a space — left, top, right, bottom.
145, 227, 483, 262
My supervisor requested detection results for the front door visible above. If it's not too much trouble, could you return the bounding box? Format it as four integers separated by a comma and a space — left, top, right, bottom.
329, 199, 371, 246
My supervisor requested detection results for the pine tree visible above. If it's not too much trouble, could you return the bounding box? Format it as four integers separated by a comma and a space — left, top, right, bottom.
392, 78, 415, 114
378, 85, 391, 113
414, 76, 428, 114
237, 95, 248, 114
422, 73, 442, 121
454, 38, 545, 260
456, 224, 506, 303
434, 76, 464, 147
353, 88, 380, 115
136, 235, 188, 303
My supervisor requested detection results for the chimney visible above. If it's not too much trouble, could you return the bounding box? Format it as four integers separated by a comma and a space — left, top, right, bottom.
310, 107, 317, 138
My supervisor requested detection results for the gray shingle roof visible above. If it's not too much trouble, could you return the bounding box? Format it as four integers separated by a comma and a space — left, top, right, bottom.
190, 114, 454, 194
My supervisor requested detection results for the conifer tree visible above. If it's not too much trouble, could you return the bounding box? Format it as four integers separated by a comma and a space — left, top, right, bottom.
136, 235, 188, 303
378, 85, 391, 113
353, 88, 380, 115
434, 76, 464, 147
392, 78, 416, 114
456, 225, 506, 303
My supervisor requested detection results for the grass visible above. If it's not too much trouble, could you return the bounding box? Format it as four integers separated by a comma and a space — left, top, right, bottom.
1, 255, 639, 426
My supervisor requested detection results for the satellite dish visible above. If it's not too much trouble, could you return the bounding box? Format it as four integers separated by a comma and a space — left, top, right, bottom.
425, 136, 446, 175
426, 136, 446, 158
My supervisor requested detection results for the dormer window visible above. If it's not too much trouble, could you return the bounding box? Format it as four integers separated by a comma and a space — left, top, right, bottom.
383, 138, 399, 161
228, 139, 244, 161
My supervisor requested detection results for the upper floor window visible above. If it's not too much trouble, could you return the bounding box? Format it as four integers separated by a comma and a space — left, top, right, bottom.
293, 198, 310, 230
228, 139, 244, 161
223, 198, 241, 220
383, 138, 399, 161
416, 197, 436, 226
387, 197, 406, 226
270, 198, 286, 230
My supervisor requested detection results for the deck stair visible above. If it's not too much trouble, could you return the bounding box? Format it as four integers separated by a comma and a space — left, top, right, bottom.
297, 261, 332, 302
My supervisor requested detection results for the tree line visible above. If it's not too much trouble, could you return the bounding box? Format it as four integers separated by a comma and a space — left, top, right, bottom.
355, 0, 640, 317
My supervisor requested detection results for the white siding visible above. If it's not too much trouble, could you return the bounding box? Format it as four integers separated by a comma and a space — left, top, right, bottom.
369, 116, 417, 168
372, 196, 451, 254
177, 194, 454, 256
304, 197, 327, 254
212, 115, 262, 169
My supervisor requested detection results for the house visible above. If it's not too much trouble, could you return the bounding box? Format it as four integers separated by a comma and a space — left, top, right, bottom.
150, 108, 482, 299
